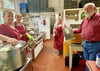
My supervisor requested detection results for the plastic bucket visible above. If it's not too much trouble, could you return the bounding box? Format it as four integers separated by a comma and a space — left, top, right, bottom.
96, 53, 100, 68
20, 3, 28, 13
20, 3, 27, 8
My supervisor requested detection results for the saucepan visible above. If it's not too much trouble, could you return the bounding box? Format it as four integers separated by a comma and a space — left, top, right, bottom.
0, 41, 27, 71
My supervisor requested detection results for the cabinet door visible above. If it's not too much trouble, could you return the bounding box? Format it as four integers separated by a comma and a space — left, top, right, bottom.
34, 40, 43, 58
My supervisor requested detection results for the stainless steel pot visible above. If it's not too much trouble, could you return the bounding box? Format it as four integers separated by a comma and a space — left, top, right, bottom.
0, 41, 27, 71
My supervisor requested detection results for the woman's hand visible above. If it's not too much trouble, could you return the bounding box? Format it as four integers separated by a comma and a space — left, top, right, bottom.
7, 38, 19, 46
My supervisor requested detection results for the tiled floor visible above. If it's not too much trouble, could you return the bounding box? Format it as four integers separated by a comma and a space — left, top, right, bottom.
33, 36, 85, 71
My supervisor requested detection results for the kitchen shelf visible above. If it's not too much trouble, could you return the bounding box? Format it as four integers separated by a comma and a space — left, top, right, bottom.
65, 10, 79, 14
66, 16, 79, 21
64, 7, 100, 24
63, 7, 100, 29
64, 8, 83, 21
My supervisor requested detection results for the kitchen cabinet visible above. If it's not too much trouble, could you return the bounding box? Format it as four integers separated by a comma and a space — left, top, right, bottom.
64, 8, 83, 21
34, 39, 43, 58
27, 33, 44, 61
32, 38, 43, 60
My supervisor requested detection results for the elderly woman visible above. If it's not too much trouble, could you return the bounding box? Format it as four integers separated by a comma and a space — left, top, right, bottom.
14, 13, 34, 41
14, 13, 28, 41
0, 10, 20, 45
53, 13, 65, 55
14, 13, 34, 57
0, 10, 28, 71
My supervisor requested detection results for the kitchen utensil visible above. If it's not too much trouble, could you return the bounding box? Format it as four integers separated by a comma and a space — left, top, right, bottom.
0, 41, 27, 71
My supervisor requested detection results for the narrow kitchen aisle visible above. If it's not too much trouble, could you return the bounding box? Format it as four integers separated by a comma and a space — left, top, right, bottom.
33, 35, 85, 71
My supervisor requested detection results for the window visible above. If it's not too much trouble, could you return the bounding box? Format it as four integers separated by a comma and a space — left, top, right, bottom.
0, 11, 3, 24
0, 0, 17, 24
0, 0, 1, 7
3, 0, 15, 9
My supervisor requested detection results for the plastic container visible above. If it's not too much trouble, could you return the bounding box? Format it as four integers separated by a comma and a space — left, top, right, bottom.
20, 3, 27, 8
20, 3, 28, 13
96, 53, 100, 68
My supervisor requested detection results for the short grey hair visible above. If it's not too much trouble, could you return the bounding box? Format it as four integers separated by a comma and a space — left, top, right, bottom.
3, 10, 13, 17
84, 3, 96, 8
15, 13, 22, 17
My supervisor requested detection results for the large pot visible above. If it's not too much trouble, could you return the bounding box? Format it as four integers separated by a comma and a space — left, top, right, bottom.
0, 41, 27, 71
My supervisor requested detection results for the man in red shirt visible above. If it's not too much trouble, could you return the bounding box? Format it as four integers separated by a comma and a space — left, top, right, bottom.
73, 3, 100, 71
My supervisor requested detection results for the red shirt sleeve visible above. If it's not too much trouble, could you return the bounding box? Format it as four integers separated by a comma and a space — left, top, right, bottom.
73, 20, 84, 34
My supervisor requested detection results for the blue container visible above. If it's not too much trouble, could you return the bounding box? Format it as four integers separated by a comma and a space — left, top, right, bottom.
20, 3, 28, 13
20, 3, 28, 8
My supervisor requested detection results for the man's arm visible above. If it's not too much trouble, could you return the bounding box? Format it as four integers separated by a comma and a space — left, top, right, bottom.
73, 20, 84, 34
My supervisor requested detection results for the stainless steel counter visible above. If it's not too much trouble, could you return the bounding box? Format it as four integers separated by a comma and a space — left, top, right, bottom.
34, 33, 45, 43
19, 58, 33, 71
26, 33, 44, 60
27, 33, 45, 50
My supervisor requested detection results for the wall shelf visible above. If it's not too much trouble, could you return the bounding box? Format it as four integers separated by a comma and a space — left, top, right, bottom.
64, 7, 100, 24
64, 7, 100, 29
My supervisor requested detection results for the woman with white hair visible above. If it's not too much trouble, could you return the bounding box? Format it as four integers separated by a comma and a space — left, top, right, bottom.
73, 3, 100, 71
53, 13, 65, 55
14, 13, 28, 42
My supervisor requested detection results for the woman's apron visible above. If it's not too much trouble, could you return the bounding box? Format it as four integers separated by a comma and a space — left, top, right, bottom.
54, 24, 64, 51
15, 22, 29, 56
14, 22, 28, 42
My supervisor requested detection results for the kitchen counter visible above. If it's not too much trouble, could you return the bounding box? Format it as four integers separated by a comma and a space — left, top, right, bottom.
27, 33, 44, 61
34, 32, 45, 44
20, 58, 33, 71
